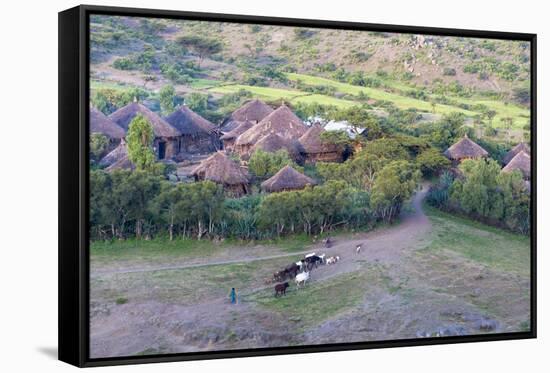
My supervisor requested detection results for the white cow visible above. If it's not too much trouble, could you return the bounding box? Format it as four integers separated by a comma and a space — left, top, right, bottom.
295, 271, 310, 287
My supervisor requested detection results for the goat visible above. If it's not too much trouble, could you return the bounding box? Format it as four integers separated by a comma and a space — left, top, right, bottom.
295, 271, 310, 287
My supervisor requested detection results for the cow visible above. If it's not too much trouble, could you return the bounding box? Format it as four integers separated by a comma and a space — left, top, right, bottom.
274, 282, 290, 297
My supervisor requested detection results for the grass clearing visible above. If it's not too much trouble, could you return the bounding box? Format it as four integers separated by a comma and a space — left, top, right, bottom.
286, 73, 475, 116
245, 270, 372, 330
91, 255, 306, 306
423, 205, 530, 276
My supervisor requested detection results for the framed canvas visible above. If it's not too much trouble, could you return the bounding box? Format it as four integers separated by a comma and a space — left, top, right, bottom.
58, 4, 537, 367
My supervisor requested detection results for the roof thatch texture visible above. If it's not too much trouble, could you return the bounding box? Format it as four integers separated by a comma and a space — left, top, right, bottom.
503, 142, 531, 164
191, 151, 249, 185
502, 150, 531, 179
232, 99, 273, 122
220, 120, 254, 140
298, 124, 342, 154
261, 165, 316, 193
250, 133, 301, 156
99, 140, 128, 167
90, 107, 126, 139
235, 104, 307, 146
165, 105, 217, 135
109, 102, 180, 138
443, 135, 489, 160
105, 155, 135, 172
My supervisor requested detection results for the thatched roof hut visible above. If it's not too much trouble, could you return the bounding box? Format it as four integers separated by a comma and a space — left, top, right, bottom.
249, 133, 302, 162
503, 142, 530, 164
220, 120, 254, 151
109, 102, 180, 138
502, 150, 531, 180
105, 155, 135, 173
261, 165, 317, 193
191, 152, 250, 197
99, 139, 128, 167
235, 104, 307, 155
165, 106, 221, 154
298, 124, 344, 163
90, 107, 125, 139
165, 105, 217, 135
443, 135, 489, 161
109, 102, 180, 160
221, 99, 273, 132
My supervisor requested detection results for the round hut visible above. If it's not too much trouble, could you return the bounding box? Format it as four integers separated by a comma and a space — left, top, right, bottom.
105, 154, 135, 173
221, 99, 273, 133
503, 142, 530, 164
165, 105, 221, 155
109, 101, 180, 160
191, 152, 250, 197
249, 133, 302, 162
234, 104, 307, 157
260, 165, 317, 193
90, 106, 126, 143
443, 134, 489, 163
220, 120, 254, 152
99, 139, 128, 168
298, 123, 344, 163
502, 150, 531, 180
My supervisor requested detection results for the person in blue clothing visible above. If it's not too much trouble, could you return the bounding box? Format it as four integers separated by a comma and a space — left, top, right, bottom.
229, 287, 237, 304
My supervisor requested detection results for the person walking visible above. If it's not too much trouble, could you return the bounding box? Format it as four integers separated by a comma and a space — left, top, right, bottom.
229, 287, 237, 304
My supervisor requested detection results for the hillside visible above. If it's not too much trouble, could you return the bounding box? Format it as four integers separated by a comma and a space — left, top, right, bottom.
90, 15, 531, 136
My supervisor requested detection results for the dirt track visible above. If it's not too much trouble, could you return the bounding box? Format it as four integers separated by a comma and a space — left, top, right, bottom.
90, 185, 530, 358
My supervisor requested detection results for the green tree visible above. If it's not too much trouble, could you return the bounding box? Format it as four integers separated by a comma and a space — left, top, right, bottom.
415, 148, 451, 177
185, 92, 209, 116
176, 35, 223, 68
159, 85, 176, 115
126, 114, 156, 171
90, 133, 109, 161
248, 149, 301, 180
371, 160, 421, 222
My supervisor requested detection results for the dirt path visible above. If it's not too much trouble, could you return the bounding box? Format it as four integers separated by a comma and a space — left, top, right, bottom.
91, 184, 431, 278
90, 186, 441, 357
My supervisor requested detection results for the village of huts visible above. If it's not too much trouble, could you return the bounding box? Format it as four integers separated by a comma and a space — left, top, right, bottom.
92, 98, 531, 196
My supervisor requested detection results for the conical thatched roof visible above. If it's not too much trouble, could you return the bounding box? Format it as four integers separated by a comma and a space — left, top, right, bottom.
503, 142, 531, 164
105, 154, 135, 172
235, 104, 307, 146
261, 165, 316, 193
191, 151, 249, 185
251, 133, 301, 156
109, 102, 180, 138
165, 105, 217, 135
220, 120, 254, 141
502, 150, 531, 179
298, 124, 341, 154
443, 135, 489, 160
221, 100, 273, 133
90, 107, 126, 139
99, 140, 128, 167
232, 99, 274, 122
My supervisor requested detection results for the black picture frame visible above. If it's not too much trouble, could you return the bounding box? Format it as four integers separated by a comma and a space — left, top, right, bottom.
59, 4, 537, 368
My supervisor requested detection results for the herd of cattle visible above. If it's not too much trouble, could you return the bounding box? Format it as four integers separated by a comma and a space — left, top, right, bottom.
272, 252, 342, 297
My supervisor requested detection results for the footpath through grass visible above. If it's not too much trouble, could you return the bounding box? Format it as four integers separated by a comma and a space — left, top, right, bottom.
423, 204, 530, 276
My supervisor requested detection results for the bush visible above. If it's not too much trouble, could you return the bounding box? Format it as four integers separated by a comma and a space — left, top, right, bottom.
443, 67, 456, 76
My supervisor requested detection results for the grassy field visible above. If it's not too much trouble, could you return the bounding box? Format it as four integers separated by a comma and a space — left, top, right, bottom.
286, 73, 475, 116
245, 270, 374, 330
422, 205, 530, 276
209, 84, 357, 108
